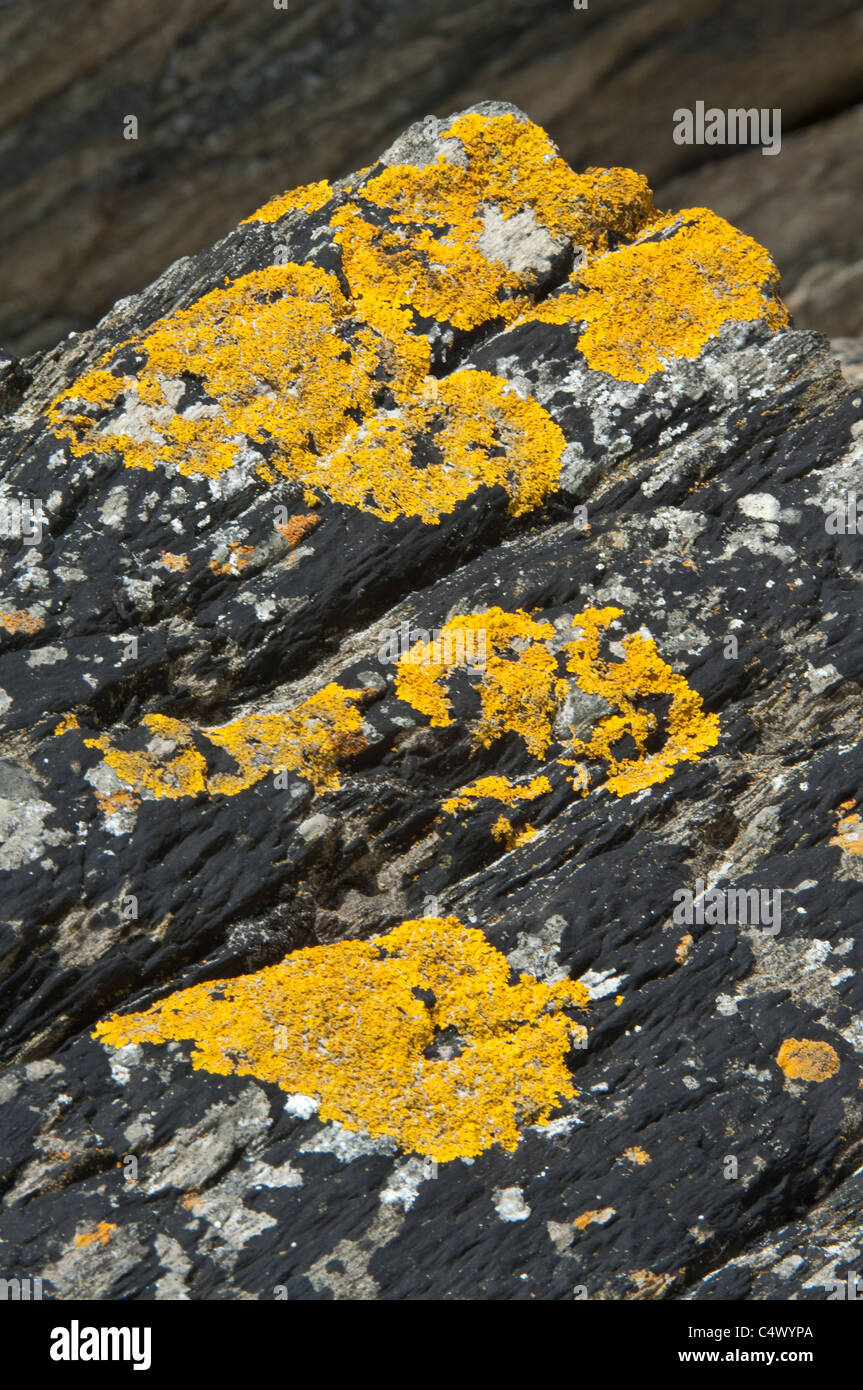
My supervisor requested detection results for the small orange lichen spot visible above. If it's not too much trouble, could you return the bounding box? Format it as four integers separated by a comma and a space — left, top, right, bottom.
95, 788, 140, 817
209, 543, 255, 576
0, 608, 44, 634
563, 606, 720, 795
442, 774, 551, 815
159, 551, 189, 572
527, 207, 787, 382
621, 1146, 651, 1166
276, 513, 320, 547
614, 993, 624, 1006
675, 933, 693, 965
53, 714, 80, 736
830, 807, 863, 856
93, 916, 589, 1162
776, 1038, 840, 1083
241, 179, 333, 224
573, 1207, 615, 1232
74, 1221, 116, 1249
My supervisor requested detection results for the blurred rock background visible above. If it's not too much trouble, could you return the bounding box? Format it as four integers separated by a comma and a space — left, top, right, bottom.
1, 0, 861, 357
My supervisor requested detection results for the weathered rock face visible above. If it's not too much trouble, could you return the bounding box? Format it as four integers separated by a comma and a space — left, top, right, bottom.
0, 104, 861, 1301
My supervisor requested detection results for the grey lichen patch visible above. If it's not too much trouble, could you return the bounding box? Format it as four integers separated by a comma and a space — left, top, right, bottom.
142, 1086, 272, 1196
304, 1204, 404, 1300
493, 1185, 531, 1222
716, 932, 854, 1017
478, 205, 565, 278
299, 1121, 398, 1162
0, 791, 69, 871
506, 913, 569, 983
153, 1233, 193, 1300
42, 1223, 148, 1300
184, 1156, 302, 1249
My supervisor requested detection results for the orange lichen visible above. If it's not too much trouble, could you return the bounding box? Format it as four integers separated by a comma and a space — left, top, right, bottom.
573, 1207, 615, 1231
159, 551, 189, 572
442, 774, 552, 815
629, 1268, 676, 1298
95, 788, 140, 817
313, 369, 566, 523
48, 263, 563, 523
335, 113, 656, 335
396, 604, 717, 794
209, 543, 255, 576
396, 608, 565, 757
93, 915, 589, 1161
48, 263, 391, 483
621, 1146, 651, 1166
47, 113, 787, 530
675, 933, 694, 964
490, 814, 539, 850
0, 608, 44, 634
830, 804, 863, 856
276, 513, 320, 547
241, 179, 333, 224
74, 1222, 116, 1249
85, 683, 366, 800
528, 207, 787, 382
776, 1038, 840, 1082
53, 714, 80, 735
562, 607, 720, 795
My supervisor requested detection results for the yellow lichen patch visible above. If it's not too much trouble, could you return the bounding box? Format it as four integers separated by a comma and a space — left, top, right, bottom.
0, 608, 44, 634
74, 1221, 115, 1249
396, 604, 718, 791
48, 268, 563, 523
159, 551, 189, 572
312, 369, 566, 524
209, 542, 255, 576
53, 714, 80, 736
85, 683, 366, 801
48, 262, 387, 482
776, 1038, 840, 1083
93, 915, 589, 1161
490, 814, 538, 851
276, 513, 320, 547
528, 207, 787, 382
442, 774, 552, 815
830, 803, 863, 856
563, 607, 720, 795
396, 608, 565, 756
240, 179, 333, 224
621, 1146, 651, 1166
335, 113, 656, 335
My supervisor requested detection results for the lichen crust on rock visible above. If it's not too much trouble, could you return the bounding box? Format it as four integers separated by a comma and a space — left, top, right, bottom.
0, 102, 860, 1304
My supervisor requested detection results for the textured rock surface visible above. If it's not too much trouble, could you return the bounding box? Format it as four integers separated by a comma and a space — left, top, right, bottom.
1, 105, 861, 1301
2, 0, 862, 353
